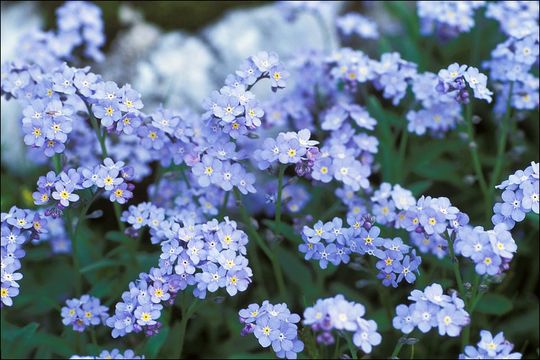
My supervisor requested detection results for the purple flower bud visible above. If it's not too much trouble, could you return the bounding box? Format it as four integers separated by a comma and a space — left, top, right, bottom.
240, 323, 255, 336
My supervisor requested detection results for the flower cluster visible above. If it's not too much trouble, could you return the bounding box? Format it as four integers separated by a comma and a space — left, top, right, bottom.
406, 71, 462, 136
369, 182, 521, 277
70, 349, 144, 359
108, 215, 252, 338
239, 301, 304, 359
0, 1, 103, 74
1, 207, 45, 307
299, 216, 421, 287
393, 283, 470, 337
56, 1, 105, 62
328, 49, 417, 105
61, 294, 109, 332
33, 157, 134, 214
254, 129, 319, 175
437, 63, 493, 104
492, 161, 539, 229
303, 295, 381, 354
336, 13, 379, 40
417, 2, 485, 40
454, 224, 517, 276
460, 330, 522, 359
370, 184, 459, 259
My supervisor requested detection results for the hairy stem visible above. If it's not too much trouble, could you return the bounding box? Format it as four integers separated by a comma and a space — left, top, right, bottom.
233, 189, 287, 299
489, 82, 514, 201
464, 100, 489, 199
274, 164, 286, 234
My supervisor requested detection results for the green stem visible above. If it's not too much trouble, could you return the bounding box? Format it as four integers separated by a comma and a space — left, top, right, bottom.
84, 101, 108, 158
464, 100, 489, 199
233, 189, 287, 299
90, 328, 98, 347
489, 82, 514, 198
332, 335, 341, 359
444, 231, 466, 297
397, 128, 409, 183
53, 154, 62, 173
176, 299, 200, 359
391, 337, 405, 358
344, 332, 358, 359
179, 166, 192, 189
274, 164, 286, 234
219, 191, 230, 219
64, 209, 82, 296
410, 343, 415, 359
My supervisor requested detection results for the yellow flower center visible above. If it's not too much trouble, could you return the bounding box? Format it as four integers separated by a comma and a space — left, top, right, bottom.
60, 190, 70, 200
204, 166, 214, 175
85, 311, 92, 318
263, 326, 271, 335
320, 166, 328, 174
230, 276, 238, 284
69, 309, 75, 316
364, 236, 373, 245
443, 315, 452, 325
287, 148, 296, 157
104, 176, 114, 185
106, 106, 114, 116
115, 189, 124, 197
484, 257, 492, 265
385, 258, 393, 266
149, 131, 158, 140
154, 289, 164, 297
224, 235, 232, 244
428, 218, 436, 225
232, 122, 240, 129
33, 128, 42, 136
273, 72, 281, 80
141, 312, 151, 321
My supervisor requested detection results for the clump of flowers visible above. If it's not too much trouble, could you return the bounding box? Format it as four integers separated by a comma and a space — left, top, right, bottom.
299, 215, 422, 288
34, 157, 135, 215
460, 330, 522, 359
70, 349, 144, 359
393, 283, 469, 337
336, 13, 379, 40
492, 161, 539, 229
61, 294, 109, 332
417, 2, 485, 40
437, 63, 493, 103
303, 294, 382, 354
1, 207, 45, 307
239, 301, 304, 359
107, 216, 252, 338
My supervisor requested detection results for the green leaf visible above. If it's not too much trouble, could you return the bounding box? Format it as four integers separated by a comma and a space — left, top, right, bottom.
144, 323, 170, 358
105, 230, 132, 244
408, 180, 433, 197
274, 247, 318, 303
80, 258, 122, 273
1, 322, 39, 358
476, 294, 513, 315
263, 219, 303, 243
